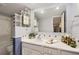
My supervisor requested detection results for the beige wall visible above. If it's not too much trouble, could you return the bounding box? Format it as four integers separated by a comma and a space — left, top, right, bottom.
0, 15, 11, 35
0, 14, 11, 54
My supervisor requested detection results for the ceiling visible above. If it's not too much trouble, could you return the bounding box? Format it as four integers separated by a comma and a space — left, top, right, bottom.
21, 3, 55, 9
0, 3, 67, 18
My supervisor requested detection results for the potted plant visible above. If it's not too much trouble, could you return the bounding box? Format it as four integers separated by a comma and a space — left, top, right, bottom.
29, 33, 37, 39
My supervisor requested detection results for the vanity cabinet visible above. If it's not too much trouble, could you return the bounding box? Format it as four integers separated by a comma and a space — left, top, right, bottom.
22, 42, 79, 55
22, 42, 61, 55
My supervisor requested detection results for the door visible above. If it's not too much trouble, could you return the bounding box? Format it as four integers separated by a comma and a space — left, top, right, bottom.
53, 17, 61, 32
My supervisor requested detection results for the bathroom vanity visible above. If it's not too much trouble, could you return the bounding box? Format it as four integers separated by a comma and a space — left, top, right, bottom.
22, 38, 79, 55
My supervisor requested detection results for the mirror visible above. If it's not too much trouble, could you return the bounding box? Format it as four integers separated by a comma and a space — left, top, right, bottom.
34, 5, 66, 33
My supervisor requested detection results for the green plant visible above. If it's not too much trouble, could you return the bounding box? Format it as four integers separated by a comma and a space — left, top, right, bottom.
61, 36, 77, 48
29, 33, 37, 39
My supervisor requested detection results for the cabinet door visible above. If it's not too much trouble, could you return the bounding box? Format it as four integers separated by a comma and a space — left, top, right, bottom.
51, 48, 61, 55
22, 48, 32, 55
22, 42, 44, 54
43, 47, 52, 55
30, 49, 41, 55
43, 47, 61, 55
22, 47, 41, 55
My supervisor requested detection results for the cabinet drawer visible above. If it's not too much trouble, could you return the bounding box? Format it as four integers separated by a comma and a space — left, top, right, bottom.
22, 42, 43, 54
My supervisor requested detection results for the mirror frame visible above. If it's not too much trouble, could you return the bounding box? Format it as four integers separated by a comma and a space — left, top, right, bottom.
22, 14, 30, 27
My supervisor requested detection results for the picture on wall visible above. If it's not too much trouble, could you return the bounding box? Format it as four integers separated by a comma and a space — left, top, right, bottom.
22, 14, 30, 27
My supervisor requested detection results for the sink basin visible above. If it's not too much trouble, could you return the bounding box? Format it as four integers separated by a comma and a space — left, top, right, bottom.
41, 38, 58, 44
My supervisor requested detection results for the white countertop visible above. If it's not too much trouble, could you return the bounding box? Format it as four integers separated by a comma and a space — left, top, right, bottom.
22, 38, 79, 54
